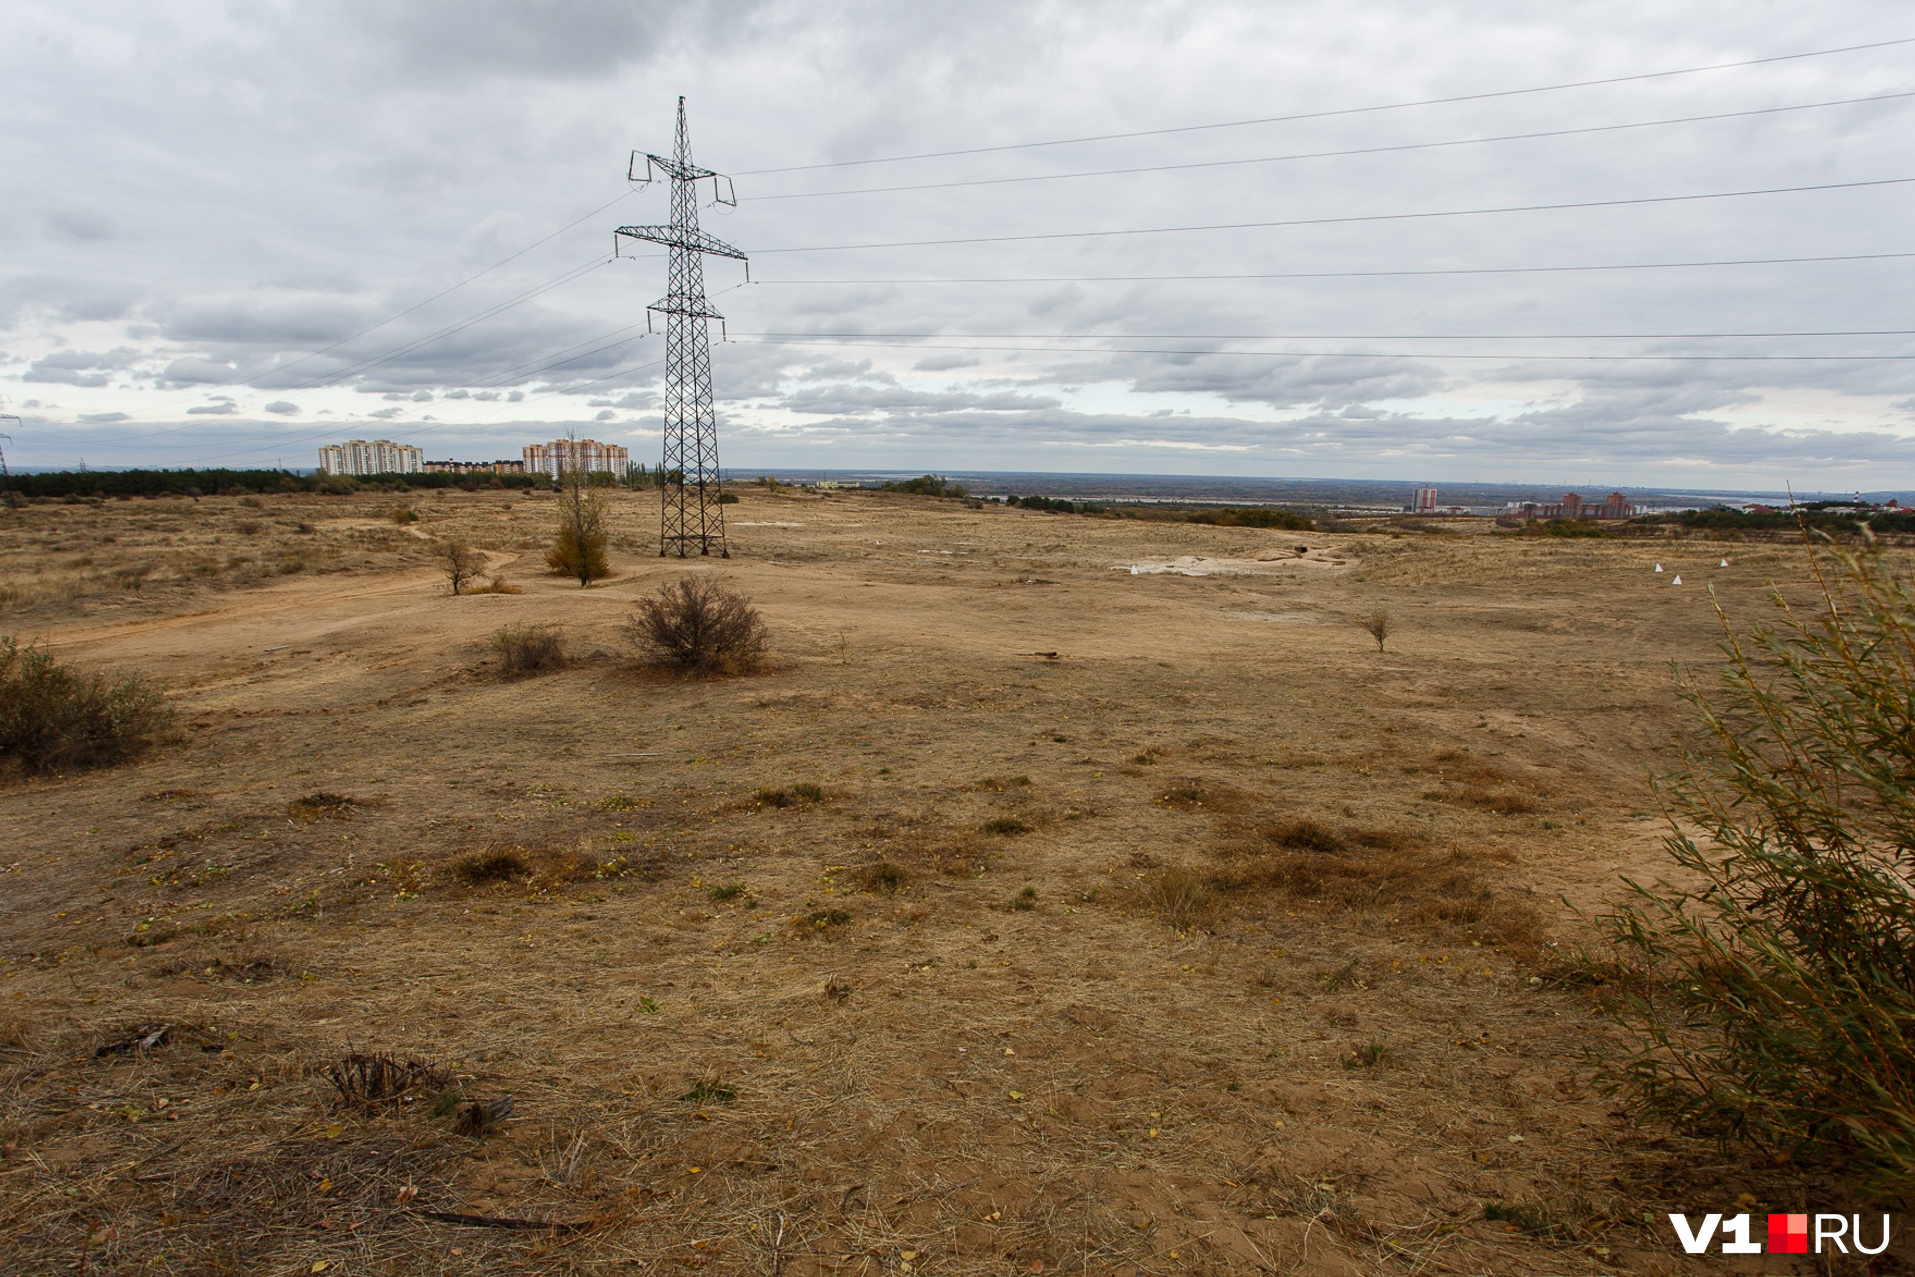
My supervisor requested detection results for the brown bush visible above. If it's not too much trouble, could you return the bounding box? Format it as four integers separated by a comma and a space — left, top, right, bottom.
493, 624, 565, 676
628, 574, 767, 674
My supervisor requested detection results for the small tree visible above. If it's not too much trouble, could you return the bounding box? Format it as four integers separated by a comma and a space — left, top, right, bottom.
1599, 539, 1915, 1199
441, 540, 482, 596
545, 466, 610, 586
1360, 608, 1391, 652
628, 574, 768, 675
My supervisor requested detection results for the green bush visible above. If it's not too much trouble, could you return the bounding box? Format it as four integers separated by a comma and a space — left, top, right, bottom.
0, 637, 174, 773
546, 471, 610, 586
882, 474, 966, 498
1599, 541, 1915, 1199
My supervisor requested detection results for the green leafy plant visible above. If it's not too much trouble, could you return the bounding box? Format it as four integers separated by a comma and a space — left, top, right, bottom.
1599, 538, 1915, 1199
0, 636, 174, 773
545, 466, 610, 586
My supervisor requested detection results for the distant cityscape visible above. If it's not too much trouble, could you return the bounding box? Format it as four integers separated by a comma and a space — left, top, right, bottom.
316, 437, 630, 479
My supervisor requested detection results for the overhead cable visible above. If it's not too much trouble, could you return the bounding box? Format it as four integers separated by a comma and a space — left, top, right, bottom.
735, 36, 1915, 175
752, 176, 1915, 255
752, 90, 1915, 201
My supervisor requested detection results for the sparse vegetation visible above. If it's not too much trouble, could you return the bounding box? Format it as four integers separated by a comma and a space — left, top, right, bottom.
440, 539, 483, 595
628, 574, 768, 674
545, 466, 610, 586
1361, 608, 1391, 652
492, 623, 565, 676
1600, 541, 1915, 1199
0, 636, 174, 773
288, 791, 354, 818
455, 849, 530, 884
852, 861, 907, 893
982, 816, 1030, 835
1140, 864, 1216, 930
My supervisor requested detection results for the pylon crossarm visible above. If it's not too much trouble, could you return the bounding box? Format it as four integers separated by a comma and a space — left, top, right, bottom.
633, 151, 718, 184
615, 224, 748, 261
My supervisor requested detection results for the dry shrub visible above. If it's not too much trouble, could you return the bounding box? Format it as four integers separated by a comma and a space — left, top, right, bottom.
1215, 825, 1542, 948
440, 540, 483, 595
1139, 864, 1217, 930
852, 861, 908, 893
453, 843, 619, 891
982, 816, 1030, 836
0, 635, 174, 773
288, 791, 354, 818
324, 1052, 450, 1110
628, 574, 767, 674
493, 623, 565, 676
454, 849, 529, 884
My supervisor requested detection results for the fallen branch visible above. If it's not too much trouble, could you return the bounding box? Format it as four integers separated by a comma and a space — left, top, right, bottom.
414, 1208, 594, 1232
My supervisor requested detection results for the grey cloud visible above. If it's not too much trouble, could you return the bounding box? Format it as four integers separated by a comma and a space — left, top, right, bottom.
594, 409, 616, 420
187, 402, 238, 414
369, 407, 404, 419
914, 354, 982, 371
262, 400, 300, 414
21, 346, 147, 387
45, 207, 116, 242
78, 411, 128, 423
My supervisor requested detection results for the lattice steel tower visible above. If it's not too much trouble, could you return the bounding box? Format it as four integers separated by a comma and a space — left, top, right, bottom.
616, 97, 748, 558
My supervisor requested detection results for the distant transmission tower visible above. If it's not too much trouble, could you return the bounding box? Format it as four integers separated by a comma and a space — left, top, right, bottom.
616, 97, 748, 558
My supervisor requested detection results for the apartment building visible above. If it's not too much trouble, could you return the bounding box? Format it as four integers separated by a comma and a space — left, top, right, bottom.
317, 439, 425, 476
522, 438, 629, 479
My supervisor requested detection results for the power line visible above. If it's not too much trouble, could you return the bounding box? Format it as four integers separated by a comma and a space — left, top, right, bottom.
248, 188, 638, 387
736, 337, 1915, 362
274, 254, 614, 390
753, 175, 1915, 255
744, 328, 1915, 340
752, 90, 1915, 202
735, 36, 1915, 176
748, 249, 1915, 285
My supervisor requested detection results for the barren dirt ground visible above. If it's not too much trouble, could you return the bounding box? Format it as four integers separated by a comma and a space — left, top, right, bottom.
0, 488, 1882, 1274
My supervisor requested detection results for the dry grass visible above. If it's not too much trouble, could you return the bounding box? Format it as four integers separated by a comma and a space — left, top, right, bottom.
0, 488, 1870, 1274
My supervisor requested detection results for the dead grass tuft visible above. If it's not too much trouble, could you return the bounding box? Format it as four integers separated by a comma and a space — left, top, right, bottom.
454, 849, 530, 884
1137, 864, 1218, 930
288, 791, 354, 818
851, 860, 908, 893
324, 1052, 451, 1110
1213, 824, 1544, 948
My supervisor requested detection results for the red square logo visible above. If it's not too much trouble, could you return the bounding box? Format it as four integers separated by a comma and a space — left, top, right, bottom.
1769, 1214, 1808, 1254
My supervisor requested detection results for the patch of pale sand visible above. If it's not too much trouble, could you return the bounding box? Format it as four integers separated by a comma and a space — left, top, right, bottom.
1118, 552, 1351, 576
731, 521, 806, 527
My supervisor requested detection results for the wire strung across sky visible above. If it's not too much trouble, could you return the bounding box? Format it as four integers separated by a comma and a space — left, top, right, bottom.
732, 337, 1915, 363
750, 90, 1915, 202
748, 249, 1915, 286
753, 176, 1915, 255
733, 36, 1915, 175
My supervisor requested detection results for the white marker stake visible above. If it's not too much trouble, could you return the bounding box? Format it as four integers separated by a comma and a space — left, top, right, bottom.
1655, 564, 1664, 573
1720, 559, 1729, 567
1672, 575, 1682, 585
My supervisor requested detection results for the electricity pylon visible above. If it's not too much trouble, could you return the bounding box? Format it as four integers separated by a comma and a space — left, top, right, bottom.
616, 97, 748, 558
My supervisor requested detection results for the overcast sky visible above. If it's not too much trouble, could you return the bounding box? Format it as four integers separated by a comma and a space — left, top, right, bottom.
4, 1, 1913, 488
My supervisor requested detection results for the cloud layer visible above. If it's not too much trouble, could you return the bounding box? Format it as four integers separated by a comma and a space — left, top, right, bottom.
2, 0, 1912, 486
